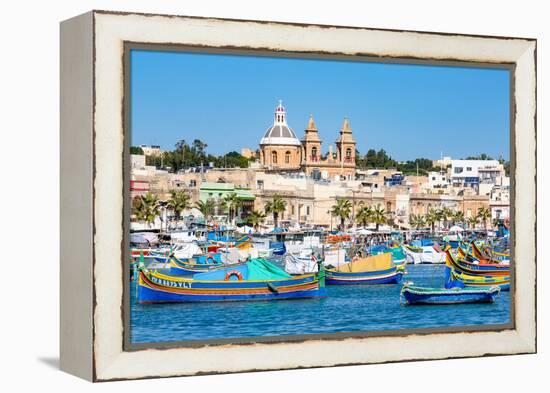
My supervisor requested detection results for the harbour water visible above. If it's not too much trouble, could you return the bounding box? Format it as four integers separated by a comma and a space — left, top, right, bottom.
130, 264, 510, 344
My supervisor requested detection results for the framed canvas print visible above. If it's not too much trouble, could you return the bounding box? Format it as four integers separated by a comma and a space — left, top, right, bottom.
60, 10, 537, 381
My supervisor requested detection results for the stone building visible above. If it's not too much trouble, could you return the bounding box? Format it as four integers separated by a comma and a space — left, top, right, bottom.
259, 101, 302, 171
259, 101, 357, 179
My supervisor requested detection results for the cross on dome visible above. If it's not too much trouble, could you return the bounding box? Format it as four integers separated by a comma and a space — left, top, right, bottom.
260, 100, 301, 146
274, 100, 287, 124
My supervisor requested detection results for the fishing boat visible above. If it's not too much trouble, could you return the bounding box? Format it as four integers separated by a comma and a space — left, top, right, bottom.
137, 258, 327, 303
325, 252, 404, 285
168, 253, 225, 275
445, 251, 510, 291
369, 243, 407, 266
400, 283, 500, 305
403, 242, 446, 264
447, 268, 510, 291
471, 241, 510, 264
452, 247, 510, 275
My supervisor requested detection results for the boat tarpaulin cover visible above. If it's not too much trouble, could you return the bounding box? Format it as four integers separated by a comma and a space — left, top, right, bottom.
247, 259, 293, 280
337, 252, 392, 273
192, 258, 292, 281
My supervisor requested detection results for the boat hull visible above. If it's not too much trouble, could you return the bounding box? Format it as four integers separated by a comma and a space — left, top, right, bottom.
401, 286, 500, 305
137, 271, 326, 303
325, 267, 403, 285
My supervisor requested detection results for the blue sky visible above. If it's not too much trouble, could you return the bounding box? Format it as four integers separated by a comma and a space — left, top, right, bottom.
131, 49, 510, 161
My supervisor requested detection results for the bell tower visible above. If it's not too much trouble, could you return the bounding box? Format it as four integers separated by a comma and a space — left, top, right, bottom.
335, 117, 356, 173
301, 114, 322, 168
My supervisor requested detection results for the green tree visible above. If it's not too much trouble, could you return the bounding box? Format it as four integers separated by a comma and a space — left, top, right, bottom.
195, 199, 215, 225
468, 215, 479, 229
425, 208, 439, 233
246, 210, 267, 231
409, 214, 426, 230
167, 190, 191, 227
330, 198, 352, 230
453, 210, 465, 227
133, 193, 160, 228
477, 207, 492, 230
371, 204, 388, 231
264, 195, 287, 228
216, 198, 227, 217
355, 204, 373, 227
130, 146, 144, 155
440, 207, 454, 229
224, 193, 242, 224
465, 153, 494, 160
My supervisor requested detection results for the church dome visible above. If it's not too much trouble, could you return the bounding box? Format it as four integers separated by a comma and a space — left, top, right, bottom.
259, 101, 301, 146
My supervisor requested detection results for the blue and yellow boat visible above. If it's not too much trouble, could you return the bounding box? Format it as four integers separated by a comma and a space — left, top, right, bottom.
168, 253, 224, 275
325, 252, 403, 285
445, 251, 510, 291
137, 258, 326, 303
400, 283, 500, 305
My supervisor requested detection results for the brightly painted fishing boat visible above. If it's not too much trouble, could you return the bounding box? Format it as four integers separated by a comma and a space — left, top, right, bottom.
168, 253, 224, 275
369, 244, 407, 266
400, 283, 500, 305
325, 252, 404, 285
447, 268, 510, 291
444, 252, 510, 291
471, 241, 510, 263
137, 258, 327, 303
451, 248, 510, 276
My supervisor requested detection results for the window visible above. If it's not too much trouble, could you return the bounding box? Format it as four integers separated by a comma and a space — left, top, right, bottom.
306, 206, 310, 216
432, 176, 436, 181
272, 151, 278, 164
257, 180, 264, 189
285, 151, 291, 164
291, 205, 295, 214
311, 147, 317, 158
346, 148, 352, 158
189, 179, 196, 187
466, 167, 472, 171
454, 167, 464, 174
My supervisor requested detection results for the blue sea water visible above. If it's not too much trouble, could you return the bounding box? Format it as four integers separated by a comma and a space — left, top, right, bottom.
129, 264, 510, 344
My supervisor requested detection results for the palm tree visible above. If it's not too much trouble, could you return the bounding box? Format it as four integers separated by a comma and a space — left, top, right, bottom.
425, 208, 438, 233
355, 205, 373, 228
264, 194, 287, 228
224, 193, 241, 224
216, 198, 227, 217
195, 199, 215, 225
409, 214, 426, 230
468, 215, 479, 230
477, 207, 492, 231
371, 204, 387, 231
453, 210, 465, 227
167, 190, 191, 227
133, 192, 161, 228
330, 198, 352, 230
246, 210, 267, 231
441, 207, 453, 229
434, 208, 445, 231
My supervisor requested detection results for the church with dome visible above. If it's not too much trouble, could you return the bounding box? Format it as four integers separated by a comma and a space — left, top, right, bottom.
259, 101, 357, 179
